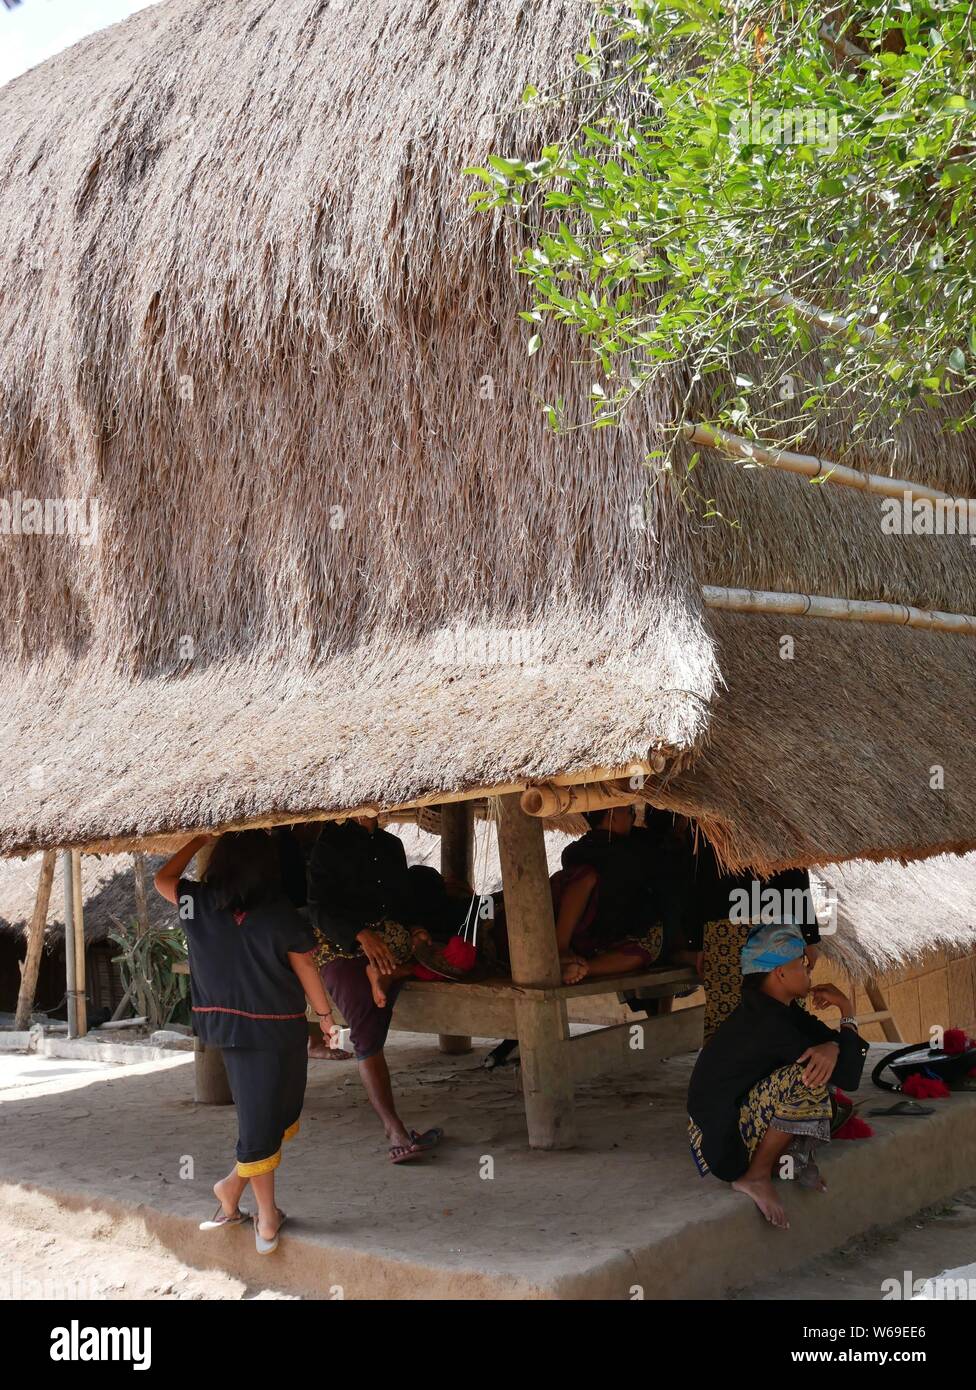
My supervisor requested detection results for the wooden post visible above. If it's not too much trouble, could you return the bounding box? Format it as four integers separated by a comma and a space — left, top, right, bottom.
14, 850, 57, 1030
63, 852, 78, 1038
71, 850, 87, 1036
437, 801, 474, 1055
194, 1038, 233, 1105
132, 853, 151, 935
496, 793, 576, 1149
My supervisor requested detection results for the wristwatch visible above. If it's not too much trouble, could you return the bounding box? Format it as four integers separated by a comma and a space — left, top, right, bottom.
839, 1015, 857, 1028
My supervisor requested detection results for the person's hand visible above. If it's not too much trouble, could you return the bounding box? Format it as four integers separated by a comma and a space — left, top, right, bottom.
357, 929, 397, 976
320, 1013, 337, 1045
810, 983, 852, 1014
410, 927, 432, 947
798, 1041, 840, 1087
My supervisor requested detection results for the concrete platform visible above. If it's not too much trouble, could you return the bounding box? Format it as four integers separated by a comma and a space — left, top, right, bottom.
1, 1036, 974, 1299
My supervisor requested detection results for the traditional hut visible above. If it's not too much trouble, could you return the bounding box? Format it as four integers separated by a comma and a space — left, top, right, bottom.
1, 0, 975, 1145
0, 853, 168, 1019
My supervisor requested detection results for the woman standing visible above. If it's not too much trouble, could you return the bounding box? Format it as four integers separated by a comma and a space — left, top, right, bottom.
155, 830, 335, 1254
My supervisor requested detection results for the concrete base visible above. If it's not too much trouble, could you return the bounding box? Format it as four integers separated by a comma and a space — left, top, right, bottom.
1, 1036, 974, 1299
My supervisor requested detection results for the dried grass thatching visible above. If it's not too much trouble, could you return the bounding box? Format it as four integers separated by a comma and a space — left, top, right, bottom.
0, 0, 975, 874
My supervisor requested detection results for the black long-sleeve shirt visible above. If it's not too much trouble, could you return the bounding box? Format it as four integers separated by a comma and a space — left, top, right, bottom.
306, 820, 414, 951
688, 989, 868, 1181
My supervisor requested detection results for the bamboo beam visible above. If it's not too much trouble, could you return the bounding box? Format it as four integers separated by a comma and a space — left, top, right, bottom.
520, 779, 644, 819
685, 422, 957, 506
63, 852, 78, 1038
755, 287, 879, 346
51, 758, 663, 856
703, 584, 976, 636
14, 849, 56, 1030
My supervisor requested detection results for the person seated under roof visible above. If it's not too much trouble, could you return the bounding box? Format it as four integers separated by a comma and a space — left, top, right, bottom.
555, 805, 696, 984
306, 814, 443, 1164
687, 924, 868, 1230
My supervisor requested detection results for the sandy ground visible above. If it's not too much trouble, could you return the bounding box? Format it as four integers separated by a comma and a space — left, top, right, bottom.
1, 1043, 975, 1299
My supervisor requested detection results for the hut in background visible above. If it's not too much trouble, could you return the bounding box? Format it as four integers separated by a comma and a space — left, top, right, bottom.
0, 854, 168, 1019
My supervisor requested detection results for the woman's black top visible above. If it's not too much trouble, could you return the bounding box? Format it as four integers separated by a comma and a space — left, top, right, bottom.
687, 990, 868, 1180
306, 820, 414, 951
561, 829, 659, 945
177, 877, 316, 1049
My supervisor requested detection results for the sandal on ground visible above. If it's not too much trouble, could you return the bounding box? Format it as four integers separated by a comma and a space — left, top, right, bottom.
409, 1127, 444, 1151
389, 1140, 426, 1164
199, 1204, 250, 1231
868, 1100, 935, 1117
255, 1209, 287, 1255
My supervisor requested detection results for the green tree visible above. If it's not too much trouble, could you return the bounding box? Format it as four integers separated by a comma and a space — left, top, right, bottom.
469, 2, 976, 474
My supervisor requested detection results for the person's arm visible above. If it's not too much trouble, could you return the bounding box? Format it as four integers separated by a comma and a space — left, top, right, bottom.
810, 983, 870, 1091
288, 949, 336, 1043
153, 835, 212, 905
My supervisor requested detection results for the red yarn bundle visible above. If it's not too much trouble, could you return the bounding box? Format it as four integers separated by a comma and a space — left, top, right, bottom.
943, 1028, 971, 1055
834, 1114, 874, 1140
902, 1073, 951, 1100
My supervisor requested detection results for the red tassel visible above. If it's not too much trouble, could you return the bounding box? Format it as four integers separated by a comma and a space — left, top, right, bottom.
834, 1114, 874, 1140
902, 1073, 951, 1099
833, 1088, 853, 1108
943, 1028, 969, 1056
443, 936, 477, 970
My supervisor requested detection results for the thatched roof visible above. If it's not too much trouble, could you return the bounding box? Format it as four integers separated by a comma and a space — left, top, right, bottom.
0, 0, 975, 873
0, 854, 169, 944
814, 854, 976, 982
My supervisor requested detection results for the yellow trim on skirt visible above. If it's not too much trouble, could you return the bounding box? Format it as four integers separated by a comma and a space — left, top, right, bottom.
237, 1150, 281, 1178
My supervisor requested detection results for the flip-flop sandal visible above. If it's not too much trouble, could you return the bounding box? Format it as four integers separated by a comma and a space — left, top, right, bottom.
255, 1210, 287, 1255
199, 1205, 250, 1231
389, 1140, 426, 1164
868, 1100, 936, 1117
410, 1127, 444, 1151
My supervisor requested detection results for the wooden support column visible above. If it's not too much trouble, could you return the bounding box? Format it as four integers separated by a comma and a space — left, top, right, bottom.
496, 793, 576, 1149
15, 850, 57, 1030
194, 1037, 234, 1105
71, 850, 87, 1036
437, 801, 474, 1055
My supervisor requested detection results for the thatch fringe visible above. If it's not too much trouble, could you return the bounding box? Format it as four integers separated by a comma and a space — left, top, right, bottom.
0, 0, 974, 872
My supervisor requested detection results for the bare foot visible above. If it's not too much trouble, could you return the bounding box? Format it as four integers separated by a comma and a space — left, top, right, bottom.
213, 1176, 243, 1221
797, 1161, 827, 1193
366, 962, 388, 1008
731, 1175, 790, 1229
256, 1206, 285, 1242
562, 956, 589, 985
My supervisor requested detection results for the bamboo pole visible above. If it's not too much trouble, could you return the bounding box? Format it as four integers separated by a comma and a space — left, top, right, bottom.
520, 779, 641, 819
685, 422, 958, 506
71, 850, 87, 1036
703, 584, 976, 636
437, 801, 474, 1055
14, 850, 57, 1030
63, 852, 78, 1038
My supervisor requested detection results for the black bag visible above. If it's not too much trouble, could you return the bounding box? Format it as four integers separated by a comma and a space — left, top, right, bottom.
872, 1040, 976, 1092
